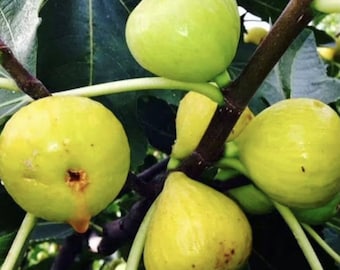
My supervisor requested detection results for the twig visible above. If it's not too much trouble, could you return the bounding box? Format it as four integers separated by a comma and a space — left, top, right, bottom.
0, 38, 51, 99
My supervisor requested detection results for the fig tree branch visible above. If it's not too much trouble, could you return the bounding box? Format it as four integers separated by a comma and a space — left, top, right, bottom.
0, 38, 51, 99
178, 0, 314, 178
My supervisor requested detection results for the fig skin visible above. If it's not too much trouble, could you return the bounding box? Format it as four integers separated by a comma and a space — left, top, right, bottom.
125, 0, 240, 82
235, 98, 340, 208
171, 91, 254, 160
0, 96, 130, 233
144, 171, 252, 270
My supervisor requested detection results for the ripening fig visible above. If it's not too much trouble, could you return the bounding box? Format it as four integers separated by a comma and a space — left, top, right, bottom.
144, 171, 252, 270
125, 0, 240, 82
243, 27, 268, 45
171, 91, 254, 160
235, 98, 340, 208
0, 96, 130, 233
311, 0, 340, 13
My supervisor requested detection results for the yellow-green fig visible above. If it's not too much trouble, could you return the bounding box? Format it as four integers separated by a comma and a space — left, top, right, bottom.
171, 91, 254, 160
144, 171, 252, 270
243, 27, 268, 45
125, 0, 240, 82
235, 98, 340, 208
0, 96, 130, 233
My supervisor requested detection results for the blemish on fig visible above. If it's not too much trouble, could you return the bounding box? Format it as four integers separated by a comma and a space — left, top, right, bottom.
66, 169, 88, 192
191, 264, 196, 268
301, 166, 306, 173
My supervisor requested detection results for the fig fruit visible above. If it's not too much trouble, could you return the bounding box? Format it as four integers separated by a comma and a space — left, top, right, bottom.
235, 98, 340, 208
215, 169, 274, 215
144, 171, 252, 270
243, 27, 268, 45
125, 0, 240, 82
292, 193, 340, 225
171, 91, 254, 160
227, 185, 274, 215
0, 96, 130, 233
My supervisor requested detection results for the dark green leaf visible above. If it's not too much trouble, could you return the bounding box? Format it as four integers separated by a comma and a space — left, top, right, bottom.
0, 231, 16, 265
137, 96, 176, 154
37, 0, 148, 90
0, 186, 25, 232
238, 0, 288, 22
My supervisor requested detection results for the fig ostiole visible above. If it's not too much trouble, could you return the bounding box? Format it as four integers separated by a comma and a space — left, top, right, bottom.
235, 98, 340, 208
171, 91, 254, 160
0, 96, 130, 233
144, 171, 252, 270
125, 0, 240, 82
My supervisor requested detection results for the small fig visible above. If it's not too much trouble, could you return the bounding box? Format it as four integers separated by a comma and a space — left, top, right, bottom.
292, 193, 340, 225
227, 185, 274, 215
0, 96, 130, 233
235, 98, 340, 208
144, 171, 252, 270
171, 91, 254, 160
243, 27, 268, 45
125, 0, 240, 82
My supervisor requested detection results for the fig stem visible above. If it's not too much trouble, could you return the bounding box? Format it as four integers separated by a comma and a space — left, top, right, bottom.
215, 157, 249, 177
0, 76, 224, 105
0, 77, 20, 92
54, 77, 224, 105
273, 201, 324, 270
1, 213, 37, 270
126, 198, 157, 270
301, 223, 340, 264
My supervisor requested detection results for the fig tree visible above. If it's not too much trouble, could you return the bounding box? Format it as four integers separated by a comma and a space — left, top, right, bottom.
0, 96, 130, 233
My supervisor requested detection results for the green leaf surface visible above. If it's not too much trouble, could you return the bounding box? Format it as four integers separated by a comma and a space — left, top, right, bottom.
287, 31, 340, 103
137, 96, 176, 155
248, 30, 340, 114
36, 0, 148, 91
0, 186, 25, 233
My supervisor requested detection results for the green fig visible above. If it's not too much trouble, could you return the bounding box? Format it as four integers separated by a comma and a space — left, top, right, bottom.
125, 0, 240, 82
235, 98, 340, 208
311, 0, 340, 13
215, 169, 274, 215
292, 193, 340, 225
227, 185, 274, 215
144, 171, 252, 270
171, 91, 254, 160
243, 27, 268, 45
0, 96, 130, 233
